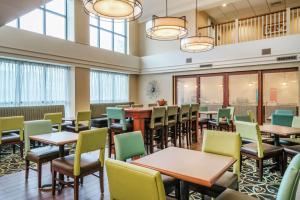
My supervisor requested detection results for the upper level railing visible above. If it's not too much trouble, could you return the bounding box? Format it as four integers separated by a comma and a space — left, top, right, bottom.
199, 7, 300, 46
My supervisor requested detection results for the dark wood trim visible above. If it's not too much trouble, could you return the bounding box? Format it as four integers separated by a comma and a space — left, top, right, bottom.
197, 76, 200, 104
223, 74, 229, 107
173, 76, 176, 105
258, 71, 263, 125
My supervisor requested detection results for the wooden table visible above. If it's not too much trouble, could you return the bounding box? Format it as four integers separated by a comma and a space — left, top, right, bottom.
199, 111, 218, 120
260, 124, 300, 146
125, 108, 152, 136
132, 147, 235, 200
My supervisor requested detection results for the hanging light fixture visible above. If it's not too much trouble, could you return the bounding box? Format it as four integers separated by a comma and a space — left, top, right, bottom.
146, 0, 188, 40
83, 0, 143, 21
180, 0, 214, 53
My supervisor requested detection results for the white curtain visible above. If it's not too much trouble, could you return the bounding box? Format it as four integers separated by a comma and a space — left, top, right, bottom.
90, 70, 129, 103
0, 58, 71, 115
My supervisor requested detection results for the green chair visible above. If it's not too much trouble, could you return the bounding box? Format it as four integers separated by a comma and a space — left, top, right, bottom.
177, 104, 190, 148
189, 104, 199, 143
235, 121, 283, 181
114, 131, 179, 198
52, 128, 107, 200
132, 104, 144, 108
106, 159, 167, 200
44, 112, 63, 132
0, 116, 24, 159
107, 107, 132, 158
165, 106, 179, 147
216, 154, 300, 200
182, 130, 241, 199
274, 109, 294, 115
272, 113, 294, 127
24, 120, 68, 189
280, 116, 300, 145
209, 108, 231, 131
66, 110, 91, 132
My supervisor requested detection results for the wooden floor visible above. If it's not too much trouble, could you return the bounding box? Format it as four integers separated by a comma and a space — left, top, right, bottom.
0, 137, 202, 200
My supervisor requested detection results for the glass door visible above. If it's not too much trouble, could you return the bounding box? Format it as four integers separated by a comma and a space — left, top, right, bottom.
176, 77, 198, 105
200, 76, 223, 110
263, 71, 299, 122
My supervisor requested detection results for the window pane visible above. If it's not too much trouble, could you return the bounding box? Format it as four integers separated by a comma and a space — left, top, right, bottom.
114, 20, 125, 35
90, 16, 98, 26
90, 26, 99, 47
46, 12, 66, 39
200, 76, 223, 110
100, 30, 112, 50
46, 0, 66, 15
100, 18, 112, 30
114, 35, 125, 53
176, 78, 197, 104
6, 19, 18, 28
20, 9, 43, 34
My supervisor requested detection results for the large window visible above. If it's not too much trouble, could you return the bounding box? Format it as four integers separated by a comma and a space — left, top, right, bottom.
90, 70, 129, 103
6, 0, 68, 40
0, 58, 71, 114
89, 17, 127, 54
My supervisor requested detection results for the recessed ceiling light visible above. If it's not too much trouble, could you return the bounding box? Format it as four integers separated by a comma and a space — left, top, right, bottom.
222, 3, 227, 7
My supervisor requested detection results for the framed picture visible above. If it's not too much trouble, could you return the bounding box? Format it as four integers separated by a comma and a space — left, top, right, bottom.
264, 22, 287, 36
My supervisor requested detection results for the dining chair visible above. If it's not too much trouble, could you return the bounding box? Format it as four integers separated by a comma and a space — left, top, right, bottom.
0, 116, 24, 159
247, 110, 256, 123
66, 111, 91, 132
216, 154, 300, 200
24, 120, 68, 189
105, 159, 167, 200
177, 104, 190, 148
107, 107, 132, 158
280, 116, 300, 145
145, 106, 166, 153
44, 112, 63, 132
283, 145, 300, 170
274, 109, 294, 115
113, 131, 179, 198
164, 106, 179, 147
271, 113, 294, 127
52, 128, 107, 200
209, 108, 231, 131
235, 121, 283, 181
132, 104, 144, 108
148, 103, 157, 107
189, 104, 199, 143
182, 130, 241, 199
199, 105, 209, 134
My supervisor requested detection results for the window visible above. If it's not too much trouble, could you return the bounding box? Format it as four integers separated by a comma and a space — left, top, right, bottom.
90, 70, 129, 103
89, 17, 127, 54
0, 58, 71, 115
6, 0, 68, 40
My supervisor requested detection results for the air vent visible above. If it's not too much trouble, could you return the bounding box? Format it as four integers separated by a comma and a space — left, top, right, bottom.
186, 58, 192, 63
277, 55, 298, 62
262, 48, 271, 55
269, 0, 282, 7
200, 64, 213, 68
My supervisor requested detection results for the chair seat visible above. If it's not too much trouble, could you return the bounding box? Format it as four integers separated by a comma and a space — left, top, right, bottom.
66, 124, 89, 132
284, 145, 300, 156
91, 118, 108, 128
209, 119, 229, 126
161, 174, 177, 195
2, 132, 20, 143
215, 171, 238, 189
242, 138, 274, 145
241, 143, 283, 157
52, 151, 100, 176
216, 189, 256, 200
26, 146, 68, 162
280, 138, 300, 145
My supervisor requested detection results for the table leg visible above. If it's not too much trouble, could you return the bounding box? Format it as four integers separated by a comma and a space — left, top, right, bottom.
180, 181, 190, 200
274, 135, 280, 146
58, 145, 65, 191
133, 118, 146, 137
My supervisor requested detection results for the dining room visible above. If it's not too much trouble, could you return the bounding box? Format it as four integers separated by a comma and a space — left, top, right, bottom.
1, 0, 300, 200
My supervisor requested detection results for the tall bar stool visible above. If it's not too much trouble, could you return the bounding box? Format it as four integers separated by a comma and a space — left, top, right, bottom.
164, 106, 179, 147
107, 107, 132, 158
177, 104, 190, 148
145, 107, 166, 153
189, 104, 199, 144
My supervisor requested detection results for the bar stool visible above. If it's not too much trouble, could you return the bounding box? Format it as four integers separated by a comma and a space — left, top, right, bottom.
145, 107, 166, 153
177, 104, 190, 148
107, 107, 132, 158
189, 104, 199, 144
164, 106, 179, 147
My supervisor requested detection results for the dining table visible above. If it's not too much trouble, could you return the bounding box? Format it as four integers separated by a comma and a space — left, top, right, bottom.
132, 147, 236, 200
199, 111, 218, 120
260, 124, 300, 146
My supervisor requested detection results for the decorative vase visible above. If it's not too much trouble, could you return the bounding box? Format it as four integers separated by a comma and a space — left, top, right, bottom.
157, 99, 167, 106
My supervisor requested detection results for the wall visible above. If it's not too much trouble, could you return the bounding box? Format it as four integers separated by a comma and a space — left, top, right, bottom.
75, 67, 90, 113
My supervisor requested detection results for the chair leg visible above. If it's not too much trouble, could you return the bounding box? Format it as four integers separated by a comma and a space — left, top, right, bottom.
19, 142, 23, 158
100, 167, 104, 193
12, 144, 16, 154
258, 159, 263, 181
80, 177, 84, 185
178, 123, 182, 148
25, 159, 29, 180
150, 129, 154, 153
173, 125, 177, 147
52, 170, 57, 196
108, 129, 112, 158
37, 162, 42, 189
74, 176, 79, 200
278, 154, 283, 176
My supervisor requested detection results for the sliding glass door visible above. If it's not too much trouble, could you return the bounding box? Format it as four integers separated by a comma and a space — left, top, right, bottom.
176, 77, 198, 105
200, 76, 223, 111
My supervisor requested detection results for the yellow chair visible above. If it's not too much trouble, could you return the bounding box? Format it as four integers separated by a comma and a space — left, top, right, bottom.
106, 159, 167, 200
66, 110, 91, 132
52, 128, 107, 200
0, 116, 24, 158
44, 112, 63, 132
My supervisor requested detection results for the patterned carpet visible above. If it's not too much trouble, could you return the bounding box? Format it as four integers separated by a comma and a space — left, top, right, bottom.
0, 145, 282, 200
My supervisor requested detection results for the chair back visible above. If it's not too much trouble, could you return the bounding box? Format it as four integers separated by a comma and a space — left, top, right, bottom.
106, 159, 166, 200
165, 106, 178, 125
235, 121, 264, 158
247, 110, 256, 123
74, 128, 107, 176
189, 104, 199, 120
148, 103, 157, 107
44, 112, 63, 131
276, 154, 300, 200
178, 104, 190, 122
107, 107, 127, 131
234, 115, 252, 122
76, 111, 91, 131
202, 130, 241, 179
199, 106, 208, 112
227, 106, 235, 120
114, 131, 146, 161
274, 109, 294, 115
216, 108, 231, 125
272, 114, 293, 127
132, 104, 143, 108
292, 116, 300, 128
150, 107, 166, 129
116, 104, 130, 108
24, 120, 52, 153
0, 116, 24, 144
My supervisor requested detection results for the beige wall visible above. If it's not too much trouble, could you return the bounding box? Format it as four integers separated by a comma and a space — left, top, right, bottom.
129, 74, 139, 103
75, 67, 90, 113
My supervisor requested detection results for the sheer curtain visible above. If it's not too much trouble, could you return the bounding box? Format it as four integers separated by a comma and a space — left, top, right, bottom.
90, 70, 129, 103
0, 58, 71, 115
